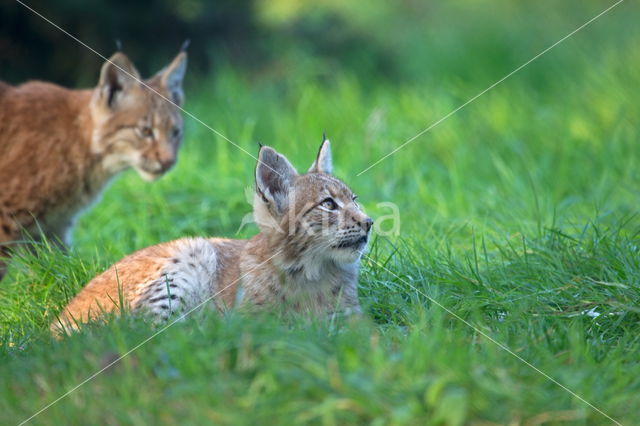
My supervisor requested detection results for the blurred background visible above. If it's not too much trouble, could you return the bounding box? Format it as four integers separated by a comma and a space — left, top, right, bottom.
3, 0, 636, 87
3, 0, 411, 85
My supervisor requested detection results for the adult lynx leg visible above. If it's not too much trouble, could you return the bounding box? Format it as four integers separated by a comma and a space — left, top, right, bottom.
0, 216, 19, 281
0, 208, 71, 281
0, 256, 6, 281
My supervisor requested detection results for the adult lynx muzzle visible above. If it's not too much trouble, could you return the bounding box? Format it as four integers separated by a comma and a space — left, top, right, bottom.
0, 49, 188, 280
52, 139, 373, 335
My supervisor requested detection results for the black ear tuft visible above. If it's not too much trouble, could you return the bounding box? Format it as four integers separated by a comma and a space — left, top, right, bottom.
308, 139, 333, 174
157, 51, 187, 106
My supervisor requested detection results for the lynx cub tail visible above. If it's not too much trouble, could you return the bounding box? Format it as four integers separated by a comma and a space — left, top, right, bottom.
0, 49, 188, 279
52, 138, 373, 335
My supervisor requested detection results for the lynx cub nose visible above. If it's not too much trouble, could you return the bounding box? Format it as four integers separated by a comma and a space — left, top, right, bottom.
362, 217, 373, 232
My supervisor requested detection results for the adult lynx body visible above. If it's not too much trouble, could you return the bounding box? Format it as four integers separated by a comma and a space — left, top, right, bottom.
0, 50, 188, 279
52, 140, 373, 334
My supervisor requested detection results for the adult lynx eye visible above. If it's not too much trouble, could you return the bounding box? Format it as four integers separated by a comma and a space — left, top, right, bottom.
320, 198, 338, 210
140, 126, 154, 138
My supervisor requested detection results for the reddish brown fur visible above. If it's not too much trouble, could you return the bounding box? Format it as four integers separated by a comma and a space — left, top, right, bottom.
0, 51, 187, 279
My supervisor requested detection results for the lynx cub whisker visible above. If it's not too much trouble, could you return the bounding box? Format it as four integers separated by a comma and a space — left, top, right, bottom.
0, 49, 188, 280
52, 138, 372, 335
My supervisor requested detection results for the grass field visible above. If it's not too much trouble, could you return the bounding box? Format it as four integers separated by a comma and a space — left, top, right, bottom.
2, 1, 640, 424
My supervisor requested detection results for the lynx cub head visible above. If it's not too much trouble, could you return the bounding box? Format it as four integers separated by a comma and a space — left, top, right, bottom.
254, 138, 373, 270
89, 50, 187, 181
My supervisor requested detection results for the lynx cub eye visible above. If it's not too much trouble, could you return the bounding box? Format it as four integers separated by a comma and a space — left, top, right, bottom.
140, 126, 154, 138
172, 127, 181, 138
320, 198, 338, 210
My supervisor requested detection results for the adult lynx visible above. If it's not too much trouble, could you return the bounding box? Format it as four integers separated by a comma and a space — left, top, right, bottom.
0, 49, 188, 279
52, 139, 373, 334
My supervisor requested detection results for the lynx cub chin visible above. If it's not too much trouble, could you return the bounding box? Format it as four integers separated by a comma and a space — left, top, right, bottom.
52, 139, 373, 335
0, 49, 188, 279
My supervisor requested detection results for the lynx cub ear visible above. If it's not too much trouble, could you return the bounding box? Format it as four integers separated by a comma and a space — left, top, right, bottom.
255, 146, 298, 215
95, 52, 140, 109
308, 137, 332, 174
155, 51, 188, 105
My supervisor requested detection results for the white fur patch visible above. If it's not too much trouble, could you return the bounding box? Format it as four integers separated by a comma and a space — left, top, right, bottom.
135, 238, 218, 320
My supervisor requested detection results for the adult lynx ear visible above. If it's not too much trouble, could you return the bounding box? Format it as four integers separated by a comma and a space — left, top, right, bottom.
155, 50, 188, 105
255, 146, 298, 215
308, 136, 332, 174
95, 52, 140, 109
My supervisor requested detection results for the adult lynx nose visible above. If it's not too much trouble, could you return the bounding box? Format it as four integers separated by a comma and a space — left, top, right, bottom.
159, 158, 175, 173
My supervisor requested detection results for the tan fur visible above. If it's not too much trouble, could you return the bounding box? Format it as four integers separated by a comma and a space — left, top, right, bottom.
0, 51, 188, 279
51, 140, 373, 335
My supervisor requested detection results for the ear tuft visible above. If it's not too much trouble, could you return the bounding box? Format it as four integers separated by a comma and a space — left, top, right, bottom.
95, 52, 140, 109
156, 51, 187, 105
308, 138, 332, 174
255, 146, 298, 215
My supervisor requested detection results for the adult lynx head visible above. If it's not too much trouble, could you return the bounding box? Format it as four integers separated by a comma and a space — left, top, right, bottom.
90, 50, 187, 181
254, 138, 373, 271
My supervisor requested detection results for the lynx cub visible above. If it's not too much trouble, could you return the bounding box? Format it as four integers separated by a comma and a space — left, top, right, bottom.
0, 49, 188, 279
52, 139, 373, 334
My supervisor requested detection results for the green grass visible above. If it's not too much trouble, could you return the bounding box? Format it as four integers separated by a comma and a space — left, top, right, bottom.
2, 0, 640, 423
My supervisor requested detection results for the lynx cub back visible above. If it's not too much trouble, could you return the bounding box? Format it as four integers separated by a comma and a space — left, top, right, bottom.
52, 139, 373, 335
0, 49, 188, 279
